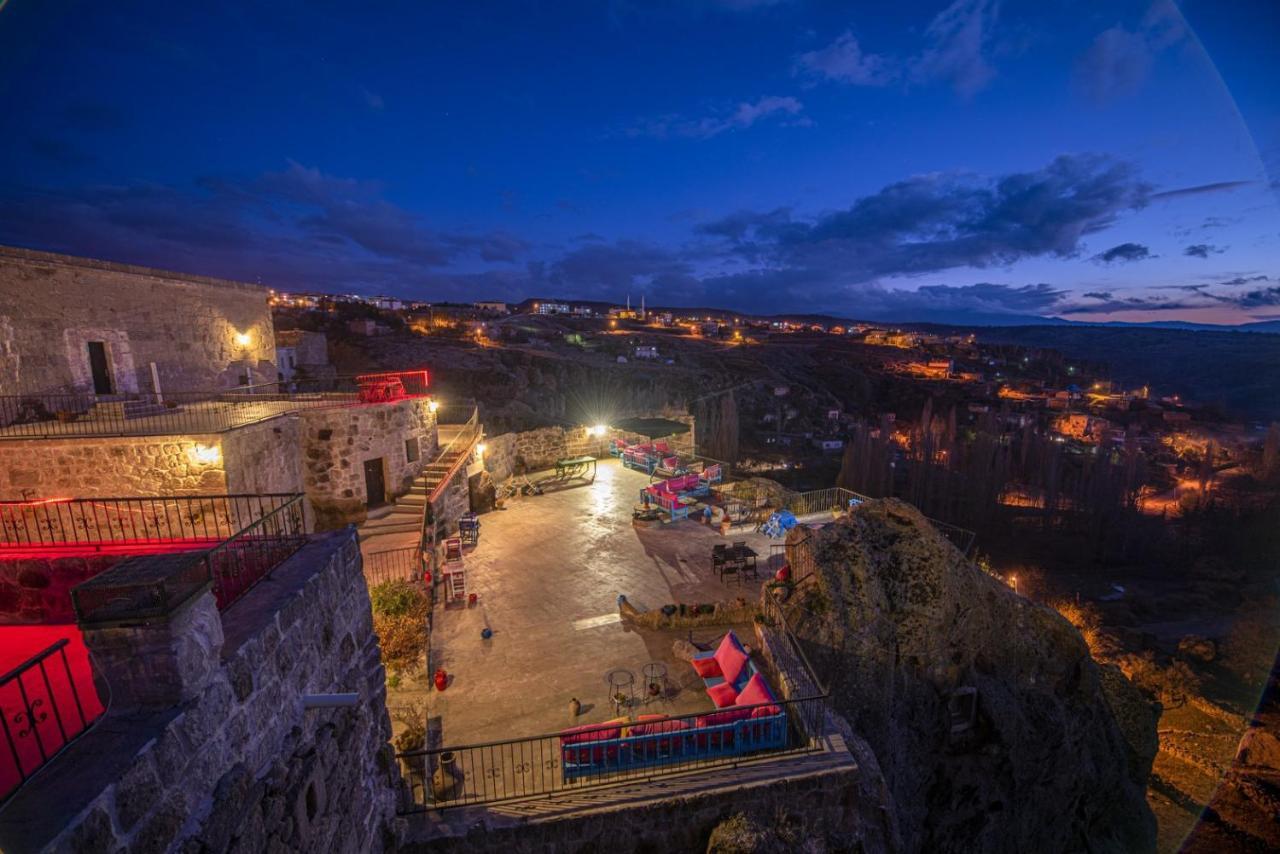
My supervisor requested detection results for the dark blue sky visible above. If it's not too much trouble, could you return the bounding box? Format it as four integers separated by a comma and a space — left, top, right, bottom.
1, 0, 1277, 323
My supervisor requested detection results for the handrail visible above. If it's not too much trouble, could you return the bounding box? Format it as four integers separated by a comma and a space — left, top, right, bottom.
0, 372, 433, 440
1, 638, 105, 805
418, 403, 481, 584
394, 691, 829, 811
0, 494, 301, 550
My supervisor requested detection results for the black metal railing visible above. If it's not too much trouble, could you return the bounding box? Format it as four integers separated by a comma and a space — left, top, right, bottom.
1, 639, 104, 805
364, 547, 424, 588
759, 575, 830, 697
395, 693, 828, 811
204, 495, 308, 609
0, 494, 299, 551
0, 371, 431, 439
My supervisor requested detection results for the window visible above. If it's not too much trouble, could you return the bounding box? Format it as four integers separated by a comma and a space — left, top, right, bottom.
405, 437, 420, 463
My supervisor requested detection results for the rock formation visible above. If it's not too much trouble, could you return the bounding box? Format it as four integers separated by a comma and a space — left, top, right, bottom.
780, 499, 1158, 853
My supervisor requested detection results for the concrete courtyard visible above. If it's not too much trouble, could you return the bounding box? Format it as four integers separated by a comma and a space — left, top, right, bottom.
426, 458, 780, 748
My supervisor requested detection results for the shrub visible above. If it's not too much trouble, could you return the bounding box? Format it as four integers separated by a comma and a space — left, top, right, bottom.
370, 580, 423, 617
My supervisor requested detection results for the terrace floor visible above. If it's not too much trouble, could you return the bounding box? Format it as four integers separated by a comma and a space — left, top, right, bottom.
426, 458, 781, 748
0, 396, 354, 438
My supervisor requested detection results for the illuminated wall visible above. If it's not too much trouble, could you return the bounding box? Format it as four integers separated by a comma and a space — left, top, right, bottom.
0, 246, 276, 395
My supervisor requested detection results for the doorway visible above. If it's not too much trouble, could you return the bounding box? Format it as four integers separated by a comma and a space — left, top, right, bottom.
363, 458, 387, 508
87, 341, 113, 395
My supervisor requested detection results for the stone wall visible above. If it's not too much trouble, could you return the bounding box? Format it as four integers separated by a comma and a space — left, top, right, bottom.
403, 745, 885, 853
222, 417, 306, 497
483, 414, 695, 483
0, 433, 228, 496
301, 399, 438, 529
0, 246, 276, 395
0, 555, 121, 623
0, 529, 403, 853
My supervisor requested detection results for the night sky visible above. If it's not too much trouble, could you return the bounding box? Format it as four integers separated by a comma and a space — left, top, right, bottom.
1, 1, 1277, 324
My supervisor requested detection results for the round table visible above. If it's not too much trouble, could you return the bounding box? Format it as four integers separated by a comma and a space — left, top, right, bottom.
606, 668, 635, 715
642, 662, 668, 702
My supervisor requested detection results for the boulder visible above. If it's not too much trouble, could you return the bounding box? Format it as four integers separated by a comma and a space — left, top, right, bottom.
1236, 726, 1280, 769
671, 639, 700, 662
781, 499, 1158, 854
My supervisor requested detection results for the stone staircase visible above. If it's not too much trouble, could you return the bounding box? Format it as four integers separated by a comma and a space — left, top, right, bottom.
358, 437, 475, 542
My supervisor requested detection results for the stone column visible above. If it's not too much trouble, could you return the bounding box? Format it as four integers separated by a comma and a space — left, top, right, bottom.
73, 553, 224, 710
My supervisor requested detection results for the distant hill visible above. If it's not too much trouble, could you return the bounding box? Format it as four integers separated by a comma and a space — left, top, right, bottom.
959, 325, 1280, 423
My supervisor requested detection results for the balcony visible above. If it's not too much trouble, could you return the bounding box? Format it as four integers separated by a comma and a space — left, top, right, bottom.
0, 370, 430, 440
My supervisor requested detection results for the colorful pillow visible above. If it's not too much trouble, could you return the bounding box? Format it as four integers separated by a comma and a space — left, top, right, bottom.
707, 681, 738, 708
691, 656, 723, 679
631, 717, 689, 736
734, 673, 776, 708
560, 720, 623, 764
696, 707, 752, 728
714, 632, 750, 686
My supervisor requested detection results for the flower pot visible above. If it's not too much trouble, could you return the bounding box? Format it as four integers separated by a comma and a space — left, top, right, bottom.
431, 751, 460, 801
434, 668, 448, 692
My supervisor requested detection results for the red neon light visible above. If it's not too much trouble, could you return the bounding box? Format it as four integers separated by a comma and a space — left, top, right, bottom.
356, 369, 429, 387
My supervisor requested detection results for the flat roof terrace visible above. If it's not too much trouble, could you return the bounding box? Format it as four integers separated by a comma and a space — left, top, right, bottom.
427, 458, 781, 747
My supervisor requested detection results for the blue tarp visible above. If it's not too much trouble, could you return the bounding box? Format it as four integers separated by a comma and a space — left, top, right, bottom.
760, 510, 798, 538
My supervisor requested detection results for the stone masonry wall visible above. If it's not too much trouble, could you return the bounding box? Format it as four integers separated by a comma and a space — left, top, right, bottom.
222, 416, 306, 497
301, 398, 438, 529
0, 555, 122, 623
0, 434, 228, 497
10, 530, 402, 853
483, 413, 696, 483
0, 246, 276, 395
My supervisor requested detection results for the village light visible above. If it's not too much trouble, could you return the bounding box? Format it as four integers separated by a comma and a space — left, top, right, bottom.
189, 444, 221, 465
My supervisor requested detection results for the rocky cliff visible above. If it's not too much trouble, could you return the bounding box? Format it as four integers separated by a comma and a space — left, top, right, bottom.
780, 500, 1158, 853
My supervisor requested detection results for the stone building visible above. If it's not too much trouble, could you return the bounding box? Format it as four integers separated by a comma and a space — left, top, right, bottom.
0, 246, 277, 395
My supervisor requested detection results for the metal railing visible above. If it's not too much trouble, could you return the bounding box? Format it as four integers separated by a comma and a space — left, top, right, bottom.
419, 404, 482, 580
779, 486, 976, 556
1, 639, 104, 805
395, 693, 828, 811
0, 494, 299, 551
364, 547, 425, 588
204, 495, 308, 609
759, 574, 829, 697
0, 371, 431, 439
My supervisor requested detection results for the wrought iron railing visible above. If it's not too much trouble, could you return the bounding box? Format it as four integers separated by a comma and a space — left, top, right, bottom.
364, 547, 425, 588
759, 574, 829, 697
0, 494, 299, 551
0, 639, 104, 805
203, 495, 308, 609
395, 693, 828, 812
779, 486, 976, 556
0, 371, 431, 439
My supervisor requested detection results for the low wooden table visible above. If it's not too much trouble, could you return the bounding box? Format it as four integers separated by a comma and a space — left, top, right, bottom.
553, 455, 597, 483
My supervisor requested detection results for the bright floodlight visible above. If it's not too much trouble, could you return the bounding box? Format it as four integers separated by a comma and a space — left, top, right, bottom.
591, 424, 607, 437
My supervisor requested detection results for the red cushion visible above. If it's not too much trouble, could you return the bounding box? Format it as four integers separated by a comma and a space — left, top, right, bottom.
697, 707, 752, 727
631, 718, 689, 736
691, 657, 722, 679
714, 632, 749, 686
707, 681, 738, 708
734, 673, 776, 708
750, 703, 782, 718
560, 722, 622, 764
559, 722, 622, 744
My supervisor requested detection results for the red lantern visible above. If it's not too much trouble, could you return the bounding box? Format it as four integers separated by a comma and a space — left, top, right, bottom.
434, 668, 448, 691
468, 592, 478, 606
775, 564, 791, 582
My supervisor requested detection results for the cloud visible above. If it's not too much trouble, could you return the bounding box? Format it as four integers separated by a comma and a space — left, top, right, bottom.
1183, 243, 1224, 258
909, 0, 1001, 97
1075, 0, 1187, 103
1083, 291, 1113, 300
800, 0, 1000, 97
0, 161, 530, 294
698, 153, 1151, 286
542, 240, 699, 297
794, 32, 895, 86
627, 95, 806, 139
1092, 242, 1151, 264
